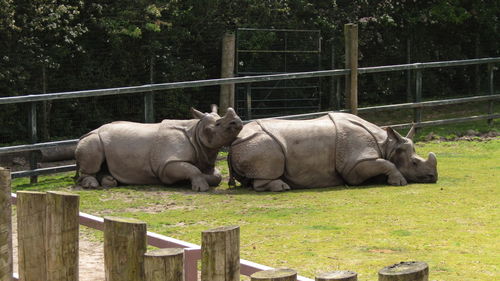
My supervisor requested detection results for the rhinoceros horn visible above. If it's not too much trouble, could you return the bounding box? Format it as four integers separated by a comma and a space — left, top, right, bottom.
406, 124, 416, 140
427, 152, 437, 167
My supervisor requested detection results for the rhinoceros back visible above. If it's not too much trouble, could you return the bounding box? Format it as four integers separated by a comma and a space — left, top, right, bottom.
256, 116, 340, 188
329, 113, 389, 177
98, 120, 197, 184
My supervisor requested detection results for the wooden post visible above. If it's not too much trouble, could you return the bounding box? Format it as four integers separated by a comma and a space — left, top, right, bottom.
220, 32, 236, 114
344, 23, 358, 115
251, 268, 297, 281
104, 217, 147, 281
414, 69, 423, 134
246, 84, 252, 120
144, 248, 184, 281
17, 191, 47, 281
378, 261, 428, 281
315, 270, 357, 281
487, 63, 494, 125
406, 37, 412, 103
201, 225, 240, 281
45, 191, 80, 281
0, 168, 13, 281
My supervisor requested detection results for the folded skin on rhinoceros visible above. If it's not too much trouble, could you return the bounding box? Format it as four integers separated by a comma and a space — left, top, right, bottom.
75, 105, 242, 191
228, 112, 437, 192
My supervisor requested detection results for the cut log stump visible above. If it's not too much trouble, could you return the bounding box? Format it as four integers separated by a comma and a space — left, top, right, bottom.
104, 216, 147, 281
378, 261, 429, 281
250, 268, 297, 281
201, 225, 240, 281
144, 248, 184, 281
315, 270, 358, 281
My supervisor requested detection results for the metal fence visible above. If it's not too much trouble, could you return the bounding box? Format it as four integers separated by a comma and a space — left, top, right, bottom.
0, 57, 499, 180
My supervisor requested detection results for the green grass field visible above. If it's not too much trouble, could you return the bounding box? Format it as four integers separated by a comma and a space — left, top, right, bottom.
11, 138, 500, 281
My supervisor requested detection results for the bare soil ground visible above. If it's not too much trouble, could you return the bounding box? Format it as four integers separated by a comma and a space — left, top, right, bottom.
12, 213, 105, 281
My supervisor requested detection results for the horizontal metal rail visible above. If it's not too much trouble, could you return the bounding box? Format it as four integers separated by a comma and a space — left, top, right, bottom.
0, 139, 78, 154
359, 57, 500, 74
11, 164, 76, 178
357, 93, 500, 112
1, 58, 498, 105
1, 94, 498, 155
0, 69, 350, 105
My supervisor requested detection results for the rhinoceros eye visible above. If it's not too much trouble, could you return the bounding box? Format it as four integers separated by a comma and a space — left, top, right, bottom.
215, 121, 221, 126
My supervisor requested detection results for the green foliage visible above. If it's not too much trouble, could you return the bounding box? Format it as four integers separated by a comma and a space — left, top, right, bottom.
11, 139, 500, 281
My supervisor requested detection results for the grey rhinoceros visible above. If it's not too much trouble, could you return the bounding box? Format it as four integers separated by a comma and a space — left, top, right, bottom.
228, 112, 437, 191
75, 105, 242, 191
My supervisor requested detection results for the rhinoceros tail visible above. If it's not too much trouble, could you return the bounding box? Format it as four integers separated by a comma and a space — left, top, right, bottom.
227, 147, 250, 188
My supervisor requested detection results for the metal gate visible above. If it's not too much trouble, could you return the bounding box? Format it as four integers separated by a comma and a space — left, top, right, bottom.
235, 28, 322, 119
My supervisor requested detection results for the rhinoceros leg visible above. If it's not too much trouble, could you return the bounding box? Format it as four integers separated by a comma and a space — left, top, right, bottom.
75, 132, 105, 189
231, 133, 287, 191
253, 179, 291, 192
344, 159, 408, 186
160, 161, 218, 192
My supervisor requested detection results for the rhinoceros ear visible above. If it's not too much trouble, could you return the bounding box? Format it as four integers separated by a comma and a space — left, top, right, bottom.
386, 127, 405, 143
191, 107, 205, 119
210, 104, 218, 114
406, 124, 416, 140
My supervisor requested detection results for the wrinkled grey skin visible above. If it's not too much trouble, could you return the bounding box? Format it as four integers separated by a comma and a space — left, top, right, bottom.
229, 112, 437, 192
75, 105, 242, 191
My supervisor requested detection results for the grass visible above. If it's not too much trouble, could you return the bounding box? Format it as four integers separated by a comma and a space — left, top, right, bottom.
10, 138, 500, 281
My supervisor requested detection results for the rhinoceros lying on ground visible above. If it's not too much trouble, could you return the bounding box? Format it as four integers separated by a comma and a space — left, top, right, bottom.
229, 112, 437, 191
75, 105, 242, 191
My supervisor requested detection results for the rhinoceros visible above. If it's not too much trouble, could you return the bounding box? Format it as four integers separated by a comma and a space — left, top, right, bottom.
75, 105, 242, 191
228, 112, 437, 191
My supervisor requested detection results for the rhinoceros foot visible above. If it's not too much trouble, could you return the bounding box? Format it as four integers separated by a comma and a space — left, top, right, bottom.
387, 172, 408, 186
191, 176, 210, 192
254, 179, 291, 192
80, 176, 99, 189
101, 175, 118, 188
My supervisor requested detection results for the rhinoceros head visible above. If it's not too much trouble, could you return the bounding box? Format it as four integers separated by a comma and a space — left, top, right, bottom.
387, 126, 438, 183
191, 105, 243, 149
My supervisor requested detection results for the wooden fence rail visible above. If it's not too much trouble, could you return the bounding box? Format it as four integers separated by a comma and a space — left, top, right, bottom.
1, 167, 431, 281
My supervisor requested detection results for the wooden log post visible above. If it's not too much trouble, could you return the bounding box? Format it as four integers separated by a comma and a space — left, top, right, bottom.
220, 32, 236, 114
144, 248, 184, 281
344, 23, 358, 115
201, 225, 240, 281
17, 191, 47, 281
315, 270, 357, 281
104, 217, 147, 281
0, 168, 13, 281
45, 191, 80, 281
251, 268, 297, 281
378, 261, 429, 281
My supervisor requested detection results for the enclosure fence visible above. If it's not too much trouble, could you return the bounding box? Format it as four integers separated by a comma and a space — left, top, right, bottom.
0, 56, 498, 180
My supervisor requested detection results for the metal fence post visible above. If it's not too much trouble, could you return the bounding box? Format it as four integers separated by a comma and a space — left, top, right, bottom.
414, 69, 423, 131
144, 55, 155, 123
487, 63, 494, 125
246, 84, 252, 120
344, 23, 358, 115
29, 102, 38, 183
